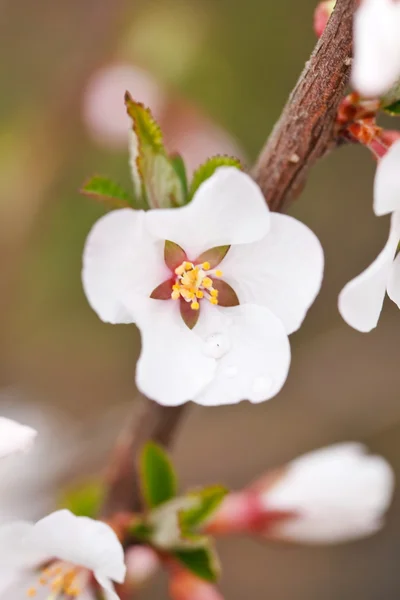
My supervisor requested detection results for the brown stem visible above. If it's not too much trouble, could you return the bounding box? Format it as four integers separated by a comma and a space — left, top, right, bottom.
100, 0, 356, 517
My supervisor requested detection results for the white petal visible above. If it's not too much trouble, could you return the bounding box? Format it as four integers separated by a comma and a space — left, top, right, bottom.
94, 573, 120, 600
194, 304, 291, 406
26, 510, 126, 583
0, 522, 43, 569
0, 418, 37, 459
145, 167, 270, 258
352, 0, 400, 97
338, 212, 400, 332
387, 251, 400, 307
220, 214, 324, 334
82, 209, 168, 324
264, 443, 394, 544
374, 141, 400, 216
135, 299, 216, 405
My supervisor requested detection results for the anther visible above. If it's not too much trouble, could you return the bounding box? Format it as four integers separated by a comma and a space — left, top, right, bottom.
202, 277, 212, 289
210, 289, 219, 297
202, 261, 211, 270
191, 301, 200, 310
215, 269, 223, 278
210, 297, 219, 305
27, 588, 37, 597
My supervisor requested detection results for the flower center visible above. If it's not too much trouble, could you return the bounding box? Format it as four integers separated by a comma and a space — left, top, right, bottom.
27, 561, 88, 598
171, 260, 223, 311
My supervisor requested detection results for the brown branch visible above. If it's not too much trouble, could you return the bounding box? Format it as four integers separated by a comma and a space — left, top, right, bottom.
100, 0, 356, 517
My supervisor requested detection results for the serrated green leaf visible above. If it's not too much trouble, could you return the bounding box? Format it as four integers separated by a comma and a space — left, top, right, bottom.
80, 175, 133, 208
180, 485, 228, 530
58, 480, 105, 518
140, 442, 177, 508
129, 518, 154, 542
170, 154, 189, 201
382, 100, 400, 115
189, 156, 243, 200
174, 543, 221, 582
125, 92, 186, 209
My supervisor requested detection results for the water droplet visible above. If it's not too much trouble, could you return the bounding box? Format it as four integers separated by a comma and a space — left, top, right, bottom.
203, 333, 231, 359
252, 375, 272, 397
224, 365, 237, 378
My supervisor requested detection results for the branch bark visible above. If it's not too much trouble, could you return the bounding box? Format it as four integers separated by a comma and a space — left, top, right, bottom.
100, 0, 355, 517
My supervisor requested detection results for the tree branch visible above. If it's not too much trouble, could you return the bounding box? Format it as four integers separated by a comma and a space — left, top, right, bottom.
100, 0, 355, 517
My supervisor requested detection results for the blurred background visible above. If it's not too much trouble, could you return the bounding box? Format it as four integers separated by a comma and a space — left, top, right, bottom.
1, 0, 400, 598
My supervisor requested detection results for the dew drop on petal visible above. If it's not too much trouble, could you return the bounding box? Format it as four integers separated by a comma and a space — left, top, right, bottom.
252, 375, 273, 397
203, 333, 231, 359
224, 365, 238, 378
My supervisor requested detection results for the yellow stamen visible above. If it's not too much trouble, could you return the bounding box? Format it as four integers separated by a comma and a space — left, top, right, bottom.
210, 289, 219, 297
27, 588, 37, 597
172, 284, 180, 291
215, 269, 223, 277
171, 290, 180, 300
191, 301, 200, 310
202, 261, 211, 270
196, 290, 204, 299
175, 265, 185, 275
183, 261, 192, 270
210, 297, 219, 305
202, 277, 212, 289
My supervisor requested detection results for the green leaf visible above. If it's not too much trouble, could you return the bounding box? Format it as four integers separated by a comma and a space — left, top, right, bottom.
189, 156, 243, 200
180, 485, 228, 530
58, 480, 105, 518
382, 100, 400, 115
170, 154, 189, 201
81, 175, 133, 207
381, 78, 400, 114
140, 442, 177, 508
125, 92, 186, 209
174, 543, 221, 582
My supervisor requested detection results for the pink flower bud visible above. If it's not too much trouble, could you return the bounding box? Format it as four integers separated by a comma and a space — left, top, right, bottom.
125, 546, 159, 589
313, 1, 336, 37
169, 569, 223, 600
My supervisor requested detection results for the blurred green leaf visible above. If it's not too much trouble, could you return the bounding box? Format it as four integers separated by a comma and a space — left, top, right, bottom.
125, 92, 186, 209
174, 543, 221, 582
381, 78, 400, 114
140, 442, 177, 508
180, 485, 228, 530
59, 480, 105, 518
81, 175, 133, 208
170, 154, 189, 200
382, 100, 400, 116
189, 155, 242, 200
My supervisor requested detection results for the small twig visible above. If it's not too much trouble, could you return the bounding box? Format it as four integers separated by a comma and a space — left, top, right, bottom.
100, 0, 356, 516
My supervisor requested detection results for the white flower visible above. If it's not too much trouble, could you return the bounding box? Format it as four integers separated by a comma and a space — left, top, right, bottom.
262, 443, 394, 544
339, 142, 400, 331
0, 510, 126, 599
82, 168, 324, 406
0, 417, 36, 459
352, 0, 400, 97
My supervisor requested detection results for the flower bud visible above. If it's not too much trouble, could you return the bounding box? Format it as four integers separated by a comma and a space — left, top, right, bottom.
169, 569, 223, 600
125, 546, 160, 589
313, 1, 336, 38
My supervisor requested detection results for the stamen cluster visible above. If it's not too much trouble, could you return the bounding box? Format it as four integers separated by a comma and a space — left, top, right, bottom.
171, 261, 223, 311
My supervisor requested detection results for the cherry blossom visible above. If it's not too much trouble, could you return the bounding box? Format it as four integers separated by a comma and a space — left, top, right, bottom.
82, 167, 324, 406
339, 141, 400, 331
352, 0, 400, 98
0, 417, 36, 459
208, 443, 394, 544
0, 509, 126, 599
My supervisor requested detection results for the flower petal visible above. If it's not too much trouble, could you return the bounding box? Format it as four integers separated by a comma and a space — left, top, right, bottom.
0, 418, 37, 459
338, 212, 400, 332
145, 167, 270, 258
220, 214, 324, 334
194, 304, 291, 406
264, 443, 394, 544
26, 510, 126, 583
82, 209, 168, 324
387, 251, 400, 307
135, 299, 216, 405
94, 573, 120, 600
374, 141, 400, 216
0, 522, 42, 569
352, 0, 400, 97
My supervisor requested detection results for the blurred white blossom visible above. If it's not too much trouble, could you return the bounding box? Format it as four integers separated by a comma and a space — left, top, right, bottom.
0, 510, 125, 599
352, 0, 400, 97
339, 141, 400, 331
83, 167, 323, 406
0, 417, 36, 459
261, 443, 394, 543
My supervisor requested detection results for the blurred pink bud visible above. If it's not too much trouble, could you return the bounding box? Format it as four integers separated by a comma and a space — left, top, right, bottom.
313, 1, 336, 37
83, 63, 166, 148
125, 546, 159, 589
169, 569, 223, 600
